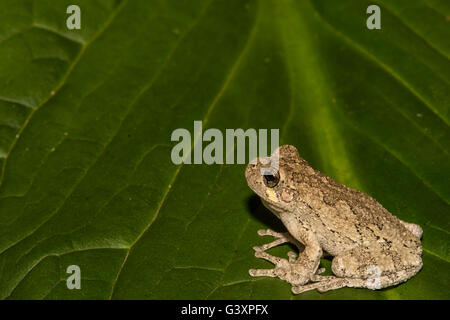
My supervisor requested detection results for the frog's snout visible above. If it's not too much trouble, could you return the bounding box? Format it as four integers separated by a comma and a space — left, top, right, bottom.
245, 159, 262, 190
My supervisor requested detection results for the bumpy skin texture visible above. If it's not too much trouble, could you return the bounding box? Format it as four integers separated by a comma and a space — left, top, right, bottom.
246, 145, 423, 294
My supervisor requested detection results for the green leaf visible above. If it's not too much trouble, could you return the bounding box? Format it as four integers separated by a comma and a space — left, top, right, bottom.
0, 0, 448, 300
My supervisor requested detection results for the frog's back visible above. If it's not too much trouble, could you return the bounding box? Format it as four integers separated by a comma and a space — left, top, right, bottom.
305, 167, 419, 246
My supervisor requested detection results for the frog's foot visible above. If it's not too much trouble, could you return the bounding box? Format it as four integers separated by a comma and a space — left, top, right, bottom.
253, 229, 303, 252
249, 251, 293, 279
249, 251, 310, 286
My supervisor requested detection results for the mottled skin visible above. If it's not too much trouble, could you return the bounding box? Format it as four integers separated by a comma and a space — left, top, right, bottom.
246, 145, 423, 294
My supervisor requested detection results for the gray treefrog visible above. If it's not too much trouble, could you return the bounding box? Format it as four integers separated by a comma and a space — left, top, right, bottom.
245, 145, 423, 294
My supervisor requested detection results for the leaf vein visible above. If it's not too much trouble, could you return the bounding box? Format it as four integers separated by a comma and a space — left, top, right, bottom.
0, 0, 128, 190
312, 4, 449, 126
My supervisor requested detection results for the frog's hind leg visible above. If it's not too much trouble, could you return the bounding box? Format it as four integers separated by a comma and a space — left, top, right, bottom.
292, 242, 424, 294
293, 266, 423, 294
331, 243, 423, 281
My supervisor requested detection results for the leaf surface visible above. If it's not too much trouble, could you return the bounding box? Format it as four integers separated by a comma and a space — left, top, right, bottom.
0, 0, 448, 299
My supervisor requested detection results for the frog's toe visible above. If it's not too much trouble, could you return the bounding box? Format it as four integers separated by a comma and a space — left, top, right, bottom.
316, 267, 326, 275
249, 268, 277, 277
287, 251, 297, 262
291, 284, 316, 294
257, 229, 274, 236
257, 229, 289, 239
254, 251, 286, 266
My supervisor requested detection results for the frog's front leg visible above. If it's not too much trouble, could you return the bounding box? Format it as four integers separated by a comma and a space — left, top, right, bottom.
249, 226, 322, 287
249, 229, 307, 284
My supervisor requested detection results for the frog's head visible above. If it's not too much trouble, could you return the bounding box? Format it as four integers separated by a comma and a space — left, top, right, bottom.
245, 145, 308, 217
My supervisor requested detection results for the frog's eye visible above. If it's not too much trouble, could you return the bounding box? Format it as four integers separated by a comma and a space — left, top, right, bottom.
263, 171, 280, 188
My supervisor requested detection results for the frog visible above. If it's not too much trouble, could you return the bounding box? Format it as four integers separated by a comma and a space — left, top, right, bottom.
245, 145, 423, 294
